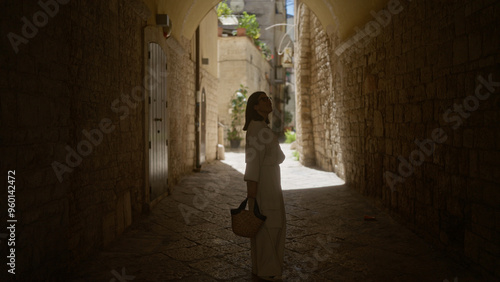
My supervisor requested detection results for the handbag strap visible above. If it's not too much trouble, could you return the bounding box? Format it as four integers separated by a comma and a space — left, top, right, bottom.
237, 198, 248, 210
231, 198, 248, 215
252, 198, 267, 221
231, 198, 267, 221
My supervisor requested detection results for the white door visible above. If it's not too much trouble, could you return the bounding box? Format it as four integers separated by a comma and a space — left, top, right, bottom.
148, 43, 168, 200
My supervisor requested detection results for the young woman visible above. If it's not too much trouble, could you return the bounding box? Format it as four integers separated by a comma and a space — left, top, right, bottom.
243, 91, 286, 281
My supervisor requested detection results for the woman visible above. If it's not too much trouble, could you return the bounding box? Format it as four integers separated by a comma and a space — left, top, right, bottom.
243, 91, 286, 281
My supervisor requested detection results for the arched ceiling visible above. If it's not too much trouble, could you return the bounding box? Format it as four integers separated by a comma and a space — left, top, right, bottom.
145, 0, 390, 41
300, 0, 390, 39
143, 0, 222, 41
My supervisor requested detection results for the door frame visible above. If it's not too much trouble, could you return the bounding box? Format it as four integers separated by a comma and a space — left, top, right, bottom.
200, 87, 207, 164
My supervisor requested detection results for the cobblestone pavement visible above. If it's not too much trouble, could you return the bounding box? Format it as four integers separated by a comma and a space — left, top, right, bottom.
70, 144, 483, 281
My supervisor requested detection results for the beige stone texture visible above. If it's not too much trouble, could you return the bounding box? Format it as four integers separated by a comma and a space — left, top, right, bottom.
0, 1, 216, 279
200, 10, 220, 163
295, 1, 500, 278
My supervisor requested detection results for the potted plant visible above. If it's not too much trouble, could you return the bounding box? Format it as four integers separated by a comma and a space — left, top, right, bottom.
238, 12, 260, 40
217, 0, 233, 37
227, 128, 243, 148
227, 85, 248, 148
255, 40, 272, 60
217, 0, 233, 17
236, 26, 246, 37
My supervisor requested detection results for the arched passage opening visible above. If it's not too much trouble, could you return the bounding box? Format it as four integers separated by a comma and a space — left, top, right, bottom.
4, 0, 497, 280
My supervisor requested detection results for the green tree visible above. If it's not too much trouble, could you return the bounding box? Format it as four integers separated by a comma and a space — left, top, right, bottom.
227, 85, 248, 141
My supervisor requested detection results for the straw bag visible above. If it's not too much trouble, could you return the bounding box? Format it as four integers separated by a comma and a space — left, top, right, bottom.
231, 198, 267, 238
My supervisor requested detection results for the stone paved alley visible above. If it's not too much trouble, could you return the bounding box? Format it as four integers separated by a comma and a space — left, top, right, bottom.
70, 144, 483, 281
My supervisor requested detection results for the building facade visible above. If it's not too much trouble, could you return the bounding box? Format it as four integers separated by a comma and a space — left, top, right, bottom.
217, 36, 272, 147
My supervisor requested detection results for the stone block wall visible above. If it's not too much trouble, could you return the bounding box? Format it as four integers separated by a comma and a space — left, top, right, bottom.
199, 9, 219, 163
165, 37, 196, 179
62, 1, 148, 272
308, 13, 344, 177
0, 0, 201, 279
1, 1, 146, 279
201, 68, 219, 162
296, 0, 500, 277
294, 6, 315, 167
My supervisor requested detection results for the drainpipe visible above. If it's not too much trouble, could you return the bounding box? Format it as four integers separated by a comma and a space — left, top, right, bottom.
195, 27, 201, 171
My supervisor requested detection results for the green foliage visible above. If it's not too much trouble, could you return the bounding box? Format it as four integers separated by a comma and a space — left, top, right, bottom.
284, 84, 291, 104
227, 128, 242, 141
292, 150, 300, 161
255, 40, 273, 61
219, 7, 269, 61
238, 12, 260, 40
284, 130, 296, 144
217, 0, 233, 17
284, 110, 293, 127
227, 85, 248, 140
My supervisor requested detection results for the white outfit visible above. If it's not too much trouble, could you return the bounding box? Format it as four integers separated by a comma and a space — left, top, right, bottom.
244, 120, 286, 278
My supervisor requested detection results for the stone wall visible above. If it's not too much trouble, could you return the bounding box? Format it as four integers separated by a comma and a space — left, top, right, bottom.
1, 1, 146, 278
308, 13, 344, 176
294, 6, 315, 167
199, 9, 220, 162
296, 0, 500, 278
201, 67, 219, 162
165, 36, 196, 179
0, 0, 202, 279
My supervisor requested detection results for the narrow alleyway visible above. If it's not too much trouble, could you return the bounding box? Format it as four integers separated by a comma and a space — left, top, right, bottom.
70, 144, 483, 281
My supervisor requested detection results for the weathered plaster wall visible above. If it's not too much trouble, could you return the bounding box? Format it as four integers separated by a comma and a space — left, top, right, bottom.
218, 36, 271, 146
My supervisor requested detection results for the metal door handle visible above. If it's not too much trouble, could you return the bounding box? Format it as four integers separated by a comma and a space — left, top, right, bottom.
154, 118, 162, 121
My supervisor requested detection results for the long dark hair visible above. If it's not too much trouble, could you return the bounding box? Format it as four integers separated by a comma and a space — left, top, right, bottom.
243, 91, 270, 131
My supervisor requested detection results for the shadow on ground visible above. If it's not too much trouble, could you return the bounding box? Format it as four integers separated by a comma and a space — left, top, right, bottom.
69, 151, 482, 281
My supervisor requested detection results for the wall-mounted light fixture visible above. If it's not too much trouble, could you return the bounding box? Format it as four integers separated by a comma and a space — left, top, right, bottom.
156, 14, 172, 39
275, 66, 285, 84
